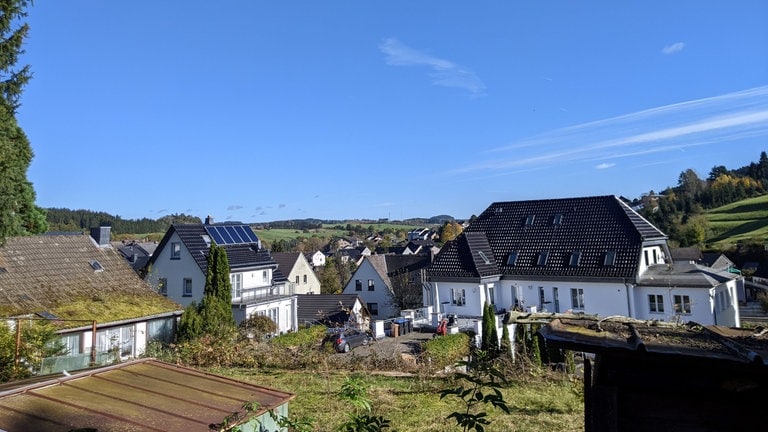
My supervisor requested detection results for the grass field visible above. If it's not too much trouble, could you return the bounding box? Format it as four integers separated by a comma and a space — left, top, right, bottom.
704, 194, 768, 249
253, 223, 426, 245
213, 368, 584, 432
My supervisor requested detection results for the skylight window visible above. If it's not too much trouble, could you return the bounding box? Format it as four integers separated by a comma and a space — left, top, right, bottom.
506, 251, 518, 266
537, 251, 549, 266
478, 251, 491, 265
604, 250, 616, 266
553, 214, 563, 225
569, 251, 581, 267
90, 260, 104, 272
525, 215, 536, 226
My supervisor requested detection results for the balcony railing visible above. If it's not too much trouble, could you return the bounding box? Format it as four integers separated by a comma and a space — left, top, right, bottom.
231, 282, 294, 305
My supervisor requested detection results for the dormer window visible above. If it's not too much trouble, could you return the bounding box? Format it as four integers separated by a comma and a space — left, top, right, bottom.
506, 251, 518, 266
537, 251, 549, 266
478, 251, 491, 265
553, 214, 563, 225
525, 215, 535, 226
604, 250, 616, 266
569, 251, 581, 267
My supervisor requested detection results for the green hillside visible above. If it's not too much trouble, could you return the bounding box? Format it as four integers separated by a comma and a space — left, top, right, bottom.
704, 194, 768, 249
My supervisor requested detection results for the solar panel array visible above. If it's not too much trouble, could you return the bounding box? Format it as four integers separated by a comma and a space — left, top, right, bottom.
204, 225, 260, 245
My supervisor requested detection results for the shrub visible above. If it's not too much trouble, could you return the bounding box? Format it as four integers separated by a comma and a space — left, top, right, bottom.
269, 325, 326, 349
758, 291, 768, 313
422, 332, 471, 371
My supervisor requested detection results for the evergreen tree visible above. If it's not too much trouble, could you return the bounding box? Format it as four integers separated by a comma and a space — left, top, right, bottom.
176, 243, 235, 341
200, 242, 235, 334
500, 323, 511, 358
0, 1, 46, 243
481, 301, 498, 356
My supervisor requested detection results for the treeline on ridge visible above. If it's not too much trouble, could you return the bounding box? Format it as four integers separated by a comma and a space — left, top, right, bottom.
44, 208, 201, 235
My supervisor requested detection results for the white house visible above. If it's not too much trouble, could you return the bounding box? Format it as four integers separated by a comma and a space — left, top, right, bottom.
343, 255, 430, 320
145, 222, 297, 333
426, 195, 741, 328
272, 252, 322, 295
306, 250, 326, 268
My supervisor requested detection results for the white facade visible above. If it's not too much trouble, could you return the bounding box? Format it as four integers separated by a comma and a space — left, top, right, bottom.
427, 265, 741, 327
342, 259, 397, 319
283, 254, 322, 295
146, 227, 298, 333
146, 231, 205, 308
308, 251, 326, 267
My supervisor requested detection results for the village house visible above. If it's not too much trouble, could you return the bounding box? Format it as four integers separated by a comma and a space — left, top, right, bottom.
342, 255, 431, 320
426, 195, 741, 328
0, 228, 182, 374
144, 219, 297, 333
271, 252, 322, 295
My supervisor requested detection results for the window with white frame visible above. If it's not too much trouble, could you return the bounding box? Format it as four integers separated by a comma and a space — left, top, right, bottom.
295, 276, 300, 284
673, 295, 691, 314
368, 279, 375, 291
262, 270, 268, 282
488, 286, 495, 305
183, 278, 192, 296
267, 307, 279, 325
570, 288, 585, 309
171, 242, 181, 260
303, 274, 307, 284
451, 288, 466, 306
648, 294, 664, 313
230, 273, 242, 298
355, 280, 362, 291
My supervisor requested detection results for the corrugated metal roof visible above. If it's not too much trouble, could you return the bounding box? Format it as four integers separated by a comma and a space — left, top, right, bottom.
0, 359, 294, 432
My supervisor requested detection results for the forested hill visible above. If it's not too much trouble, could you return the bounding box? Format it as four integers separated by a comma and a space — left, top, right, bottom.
44, 208, 201, 235
636, 150, 768, 248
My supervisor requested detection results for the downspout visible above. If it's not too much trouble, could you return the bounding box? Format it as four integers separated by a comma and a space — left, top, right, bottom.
624, 279, 635, 318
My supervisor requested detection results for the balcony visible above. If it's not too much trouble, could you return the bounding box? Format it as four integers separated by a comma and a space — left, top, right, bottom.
231, 282, 294, 305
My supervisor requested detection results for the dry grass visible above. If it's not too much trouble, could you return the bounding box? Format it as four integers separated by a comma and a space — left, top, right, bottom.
215, 367, 584, 432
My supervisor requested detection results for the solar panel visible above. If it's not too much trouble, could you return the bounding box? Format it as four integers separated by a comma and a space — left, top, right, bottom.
204, 225, 260, 246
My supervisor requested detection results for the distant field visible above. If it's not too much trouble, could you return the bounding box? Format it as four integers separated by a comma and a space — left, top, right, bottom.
704, 194, 768, 248
253, 223, 426, 245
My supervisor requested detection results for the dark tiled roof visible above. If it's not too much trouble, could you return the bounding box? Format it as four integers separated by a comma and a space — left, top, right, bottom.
271, 252, 301, 275
0, 234, 180, 318
149, 224, 279, 276
429, 195, 667, 281
296, 294, 366, 325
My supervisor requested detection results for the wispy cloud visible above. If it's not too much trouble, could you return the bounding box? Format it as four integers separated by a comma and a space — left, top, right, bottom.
595, 163, 615, 169
379, 38, 486, 96
227, 205, 243, 211
662, 42, 685, 55
452, 86, 768, 175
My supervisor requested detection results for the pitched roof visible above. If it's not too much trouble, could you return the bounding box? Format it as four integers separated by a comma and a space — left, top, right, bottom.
0, 234, 180, 320
296, 294, 366, 325
271, 252, 301, 275
363, 255, 431, 290
0, 359, 294, 431
148, 224, 281, 278
429, 195, 667, 281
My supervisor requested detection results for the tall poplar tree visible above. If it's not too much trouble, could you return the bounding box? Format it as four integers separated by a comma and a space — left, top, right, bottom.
199, 242, 235, 334
0, 0, 47, 244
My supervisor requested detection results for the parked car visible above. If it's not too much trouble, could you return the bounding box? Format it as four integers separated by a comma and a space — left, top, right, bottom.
332, 329, 370, 353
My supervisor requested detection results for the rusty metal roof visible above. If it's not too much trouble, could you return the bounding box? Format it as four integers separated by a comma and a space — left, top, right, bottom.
0, 359, 294, 432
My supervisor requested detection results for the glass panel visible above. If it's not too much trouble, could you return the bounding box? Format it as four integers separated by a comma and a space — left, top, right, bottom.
225, 226, 242, 243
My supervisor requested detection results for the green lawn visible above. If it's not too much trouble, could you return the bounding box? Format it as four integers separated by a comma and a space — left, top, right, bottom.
704, 195, 768, 248
213, 368, 584, 432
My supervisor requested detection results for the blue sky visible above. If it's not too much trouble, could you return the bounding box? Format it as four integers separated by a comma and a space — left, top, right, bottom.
16, 1, 768, 222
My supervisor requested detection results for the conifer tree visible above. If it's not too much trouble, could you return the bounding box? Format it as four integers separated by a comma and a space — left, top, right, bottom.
481, 301, 499, 355
0, 0, 47, 244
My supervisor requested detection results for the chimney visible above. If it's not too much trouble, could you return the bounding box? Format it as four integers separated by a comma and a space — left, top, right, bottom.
90, 226, 111, 247
205, 215, 214, 225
